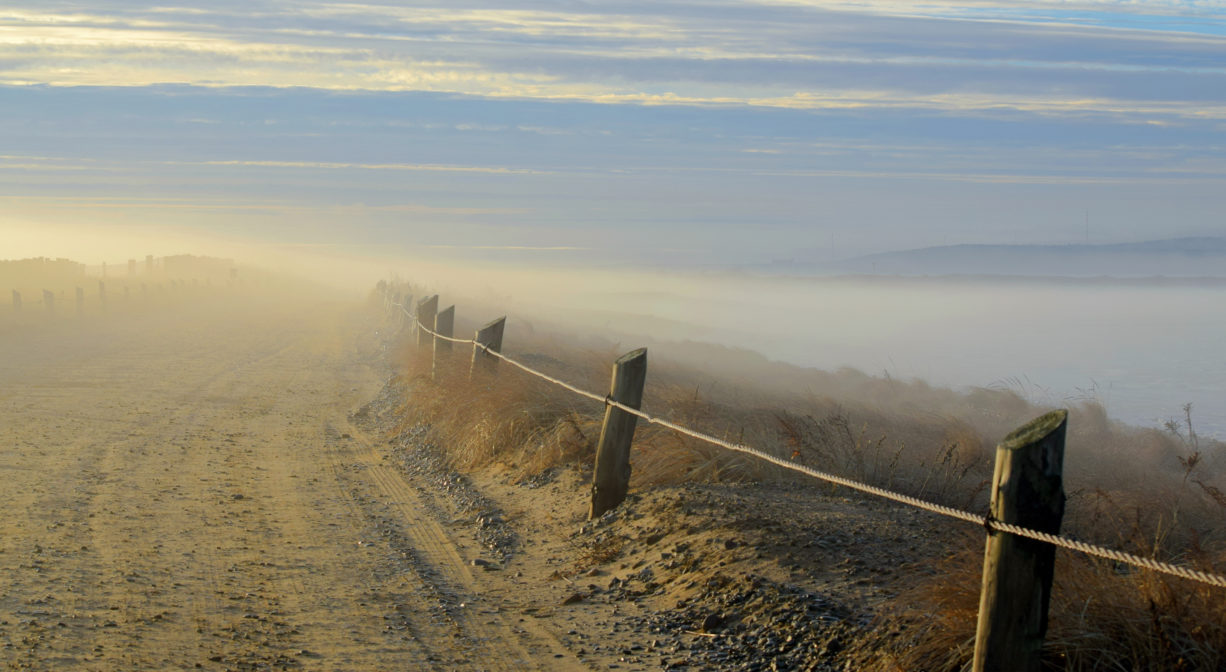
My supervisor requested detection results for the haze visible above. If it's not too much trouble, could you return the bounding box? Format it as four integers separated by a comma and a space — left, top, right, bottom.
4, 1, 1225, 433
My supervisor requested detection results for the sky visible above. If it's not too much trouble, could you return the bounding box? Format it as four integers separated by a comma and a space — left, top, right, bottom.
2, 0, 1225, 268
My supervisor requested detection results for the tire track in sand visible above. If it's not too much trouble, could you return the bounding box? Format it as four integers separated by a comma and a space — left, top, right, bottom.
334, 425, 589, 671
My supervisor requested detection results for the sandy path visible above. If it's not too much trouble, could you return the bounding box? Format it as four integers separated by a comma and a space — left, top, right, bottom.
0, 292, 576, 671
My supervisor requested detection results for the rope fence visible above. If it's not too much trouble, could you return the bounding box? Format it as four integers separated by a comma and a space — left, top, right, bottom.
386, 295, 1226, 590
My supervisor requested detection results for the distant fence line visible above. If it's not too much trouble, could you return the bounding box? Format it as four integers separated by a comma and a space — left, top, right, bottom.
7, 275, 242, 318
378, 280, 1225, 672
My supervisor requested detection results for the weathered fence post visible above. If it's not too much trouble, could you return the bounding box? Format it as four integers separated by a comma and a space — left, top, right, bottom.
470, 317, 507, 379
589, 348, 648, 519
432, 305, 455, 382
75, 287, 84, 316
416, 295, 438, 349
972, 409, 1068, 672
11, 290, 20, 313
43, 290, 54, 314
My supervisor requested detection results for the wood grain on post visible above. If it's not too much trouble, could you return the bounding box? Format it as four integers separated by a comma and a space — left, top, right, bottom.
470, 317, 506, 379
972, 409, 1068, 672
589, 348, 648, 519
415, 295, 438, 349
432, 305, 455, 382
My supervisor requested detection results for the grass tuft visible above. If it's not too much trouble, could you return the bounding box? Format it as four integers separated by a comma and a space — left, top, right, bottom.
381, 295, 1226, 670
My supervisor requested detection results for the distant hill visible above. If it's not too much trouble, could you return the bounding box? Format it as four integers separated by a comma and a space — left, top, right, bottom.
818, 237, 1226, 278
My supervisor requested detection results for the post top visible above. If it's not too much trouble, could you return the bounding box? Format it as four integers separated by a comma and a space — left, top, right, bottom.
1000, 409, 1068, 450
479, 315, 506, 330
617, 348, 648, 364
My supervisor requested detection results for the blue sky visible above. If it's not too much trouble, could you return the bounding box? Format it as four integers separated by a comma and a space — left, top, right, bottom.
2, 1, 1224, 267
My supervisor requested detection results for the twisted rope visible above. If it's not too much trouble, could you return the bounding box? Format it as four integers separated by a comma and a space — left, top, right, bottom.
385, 295, 1226, 589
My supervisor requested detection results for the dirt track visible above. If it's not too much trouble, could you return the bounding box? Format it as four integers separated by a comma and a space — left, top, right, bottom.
0, 292, 586, 671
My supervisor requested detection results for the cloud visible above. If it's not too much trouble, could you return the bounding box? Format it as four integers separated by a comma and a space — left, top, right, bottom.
3, 2, 1224, 260
1, 0, 1223, 122
192, 159, 552, 175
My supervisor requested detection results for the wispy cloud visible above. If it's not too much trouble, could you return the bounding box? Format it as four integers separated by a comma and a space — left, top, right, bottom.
193, 159, 552, 175
3, 2, 1224, 259
0, 194, 526, 216
2, 1, 1223, 121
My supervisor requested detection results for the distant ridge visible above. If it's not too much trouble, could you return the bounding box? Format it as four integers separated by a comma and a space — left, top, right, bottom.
822, 237, 1226, 278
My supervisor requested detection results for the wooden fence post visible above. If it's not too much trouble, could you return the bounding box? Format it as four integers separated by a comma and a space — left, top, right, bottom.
416, 295, 438, 349
432, 305, 455, 382
972, 409, 1068, 672
470, 317, 507, 379
11, 290, 20, 313
589, 348, 648, 519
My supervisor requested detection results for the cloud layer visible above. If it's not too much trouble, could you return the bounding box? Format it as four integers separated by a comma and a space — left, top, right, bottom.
2, 1, 1224, 262
4, 2, 1225, 118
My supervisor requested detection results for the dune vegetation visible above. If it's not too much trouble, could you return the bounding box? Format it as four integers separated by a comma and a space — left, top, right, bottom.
381, 282, 1226, 671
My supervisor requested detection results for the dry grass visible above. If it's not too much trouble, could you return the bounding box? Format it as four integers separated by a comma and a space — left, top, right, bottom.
858, 436, 1226, 671
861, 527, 1226, 671
381, 290, 1226, 670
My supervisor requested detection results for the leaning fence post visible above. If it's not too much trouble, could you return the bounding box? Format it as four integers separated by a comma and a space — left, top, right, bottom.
432, 305, 455, 382
972, 409, 1068, 672
416, 295, 438, 349
589, 348, 648, 519
11, 290, 20, 313
470, 317, 507, 379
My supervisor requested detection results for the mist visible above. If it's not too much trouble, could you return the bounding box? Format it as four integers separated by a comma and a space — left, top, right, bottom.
368, 259, 1226, 437
6, 230, 1220, 440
